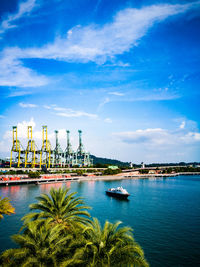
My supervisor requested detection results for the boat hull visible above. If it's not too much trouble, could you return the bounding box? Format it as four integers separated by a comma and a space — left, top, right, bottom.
106, 191, 130, 199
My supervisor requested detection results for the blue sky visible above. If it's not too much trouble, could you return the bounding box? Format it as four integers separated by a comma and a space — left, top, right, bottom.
0, 0, 200, 163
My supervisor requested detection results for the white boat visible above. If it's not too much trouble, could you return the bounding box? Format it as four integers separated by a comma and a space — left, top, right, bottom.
105, 186, 130, 198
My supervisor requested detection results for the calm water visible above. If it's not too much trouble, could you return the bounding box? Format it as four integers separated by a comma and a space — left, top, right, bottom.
0, 175, 200, 267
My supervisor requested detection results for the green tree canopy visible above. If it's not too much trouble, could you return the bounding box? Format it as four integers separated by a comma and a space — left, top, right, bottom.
22, 187, 91, 231
1, 188, 148, 267
76, 218, 149, 267
0, 221, 71, 266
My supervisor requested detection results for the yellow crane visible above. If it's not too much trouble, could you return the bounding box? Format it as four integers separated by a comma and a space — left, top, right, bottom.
10, 126, 24, 167
25, 126, 37, 168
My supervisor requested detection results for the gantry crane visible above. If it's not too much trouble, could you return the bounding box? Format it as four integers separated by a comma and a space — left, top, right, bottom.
76, 130, 91, 166
53, 130, 64, 167
40, 125, 51, 168
10, 126, 25, 167
24, 126, 38, 168
65, 130, 76, 167
9, 125, 92, 168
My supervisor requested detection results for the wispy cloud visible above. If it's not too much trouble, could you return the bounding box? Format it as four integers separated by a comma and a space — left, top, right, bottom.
0, 52, 49, 88
108, 92, 124, 96
53, 107, 67, 112
19, 102, 38, 108
103, 61, 130, 67
0, 0, 38, 35
15, 1, 200, 63
98, 88, 179, 110
98, 97, 110, 110
1, 1, 199, 88
129, 94, 180, 102
94, 0, 102, 13
56, 110, 97, 119
43, 104, 98, 119
9, 90, 34, 97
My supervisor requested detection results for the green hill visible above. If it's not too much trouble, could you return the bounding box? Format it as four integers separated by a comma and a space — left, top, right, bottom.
91, 155, 130, 167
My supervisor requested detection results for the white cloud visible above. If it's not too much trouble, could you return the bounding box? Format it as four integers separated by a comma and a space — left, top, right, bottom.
57, 129, 67, 140
114, 127, 200, 146
181, 132, 200, 143
104, 61, 130, 67
114, 128, 172, 145
19, 102, 38, 108
98, 97, 110, 110
56, 110, 97, 119
180, 121, 186, 129
104, 118, 112, 123
174, 118, 198, 132
108, 92, 124, 96
0, 52, 49, 88
15, 1, 200, 63
0, 0, 37, 35
9, 90, 34, 97
98, 89, 179, 110
53, 107, 67, 112
1, 118, 47, 152
16, 117, 36, 139
3, 118, 36, 143
1, 1, 199, 88
0, 118, 85, 154
130, 93, 179, 102
42, 104, 98, 119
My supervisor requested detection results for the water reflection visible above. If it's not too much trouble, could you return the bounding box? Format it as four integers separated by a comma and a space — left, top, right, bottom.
1, 185, 28, 200
39, 182, 63, 193
106, 196, 130, 202
65, 181, 71, 188
10, 185, 20, 196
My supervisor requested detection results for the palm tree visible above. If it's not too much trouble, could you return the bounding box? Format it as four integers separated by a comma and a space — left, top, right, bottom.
71, 218, 149, 267
22, 187, 91, 231
0, 220, 71, 267
0, 196, 15, 221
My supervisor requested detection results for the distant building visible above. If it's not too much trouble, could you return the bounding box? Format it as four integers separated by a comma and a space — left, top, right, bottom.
108, 165, 119, 170
148, 170, 156, 174
141, 162, 145, 169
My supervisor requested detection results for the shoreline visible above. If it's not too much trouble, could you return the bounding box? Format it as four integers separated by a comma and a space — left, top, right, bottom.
0, 172, 200, 186
77, 172, 200, 181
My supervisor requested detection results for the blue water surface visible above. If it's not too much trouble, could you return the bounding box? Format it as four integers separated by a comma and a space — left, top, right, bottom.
0, 175, 200, 267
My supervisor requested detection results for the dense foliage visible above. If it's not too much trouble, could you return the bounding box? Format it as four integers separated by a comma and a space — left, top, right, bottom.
91, 155, 130, 167
0, 196, 15, 220
0, 188, 149, 267
103, 168, 121, 175
28, 171, 41, 178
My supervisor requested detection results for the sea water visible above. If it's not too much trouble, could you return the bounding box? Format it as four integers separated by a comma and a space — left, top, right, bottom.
0, 175, 200, 267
